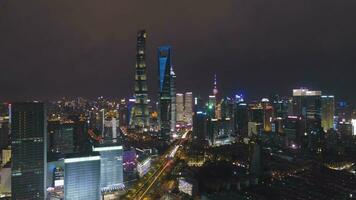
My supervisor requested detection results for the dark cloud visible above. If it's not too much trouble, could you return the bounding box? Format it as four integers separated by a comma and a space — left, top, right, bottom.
0, 0, 355, 101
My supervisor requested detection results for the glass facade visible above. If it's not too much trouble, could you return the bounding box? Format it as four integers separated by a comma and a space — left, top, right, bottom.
11, 102, 46, 199
93, 145, 124, 191
131, 30, 150, 130
64, 156, 100, 200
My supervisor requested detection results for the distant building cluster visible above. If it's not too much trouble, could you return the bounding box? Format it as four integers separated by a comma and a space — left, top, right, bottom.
0, 30, 355, 200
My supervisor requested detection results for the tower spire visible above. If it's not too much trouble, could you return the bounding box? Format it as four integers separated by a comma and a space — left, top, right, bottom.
213, 74, 218, 97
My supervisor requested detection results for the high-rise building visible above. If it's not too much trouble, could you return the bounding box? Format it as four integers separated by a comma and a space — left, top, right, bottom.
292, 88, 322, 120
292, 88, 322, 134
0, 117, 9, 151
249, 137, 262, 177
193, 111, 207, 142
93, 145, 124, 193
207, 118, 234, 146
170, 67, 176, 133
176, 93, 184, 122
118, 99, 128, 127
321, 95, 335, 132
234, 102, 248, 135
48, 120, 74, 154
68, 114, 88, 153
283, 116, 306, 148
131, 30, 149, 131
207, 95, 216, 118
11, 102, 47, 199
158, 45, 175, 138
184, 92, 193, 124
64, 156, 101, 199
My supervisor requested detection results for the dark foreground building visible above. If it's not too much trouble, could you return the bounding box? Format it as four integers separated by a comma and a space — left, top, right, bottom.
11, 102, 47, 199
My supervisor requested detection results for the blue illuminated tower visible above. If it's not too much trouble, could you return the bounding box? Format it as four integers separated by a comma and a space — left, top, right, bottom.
158, 46, 175, 138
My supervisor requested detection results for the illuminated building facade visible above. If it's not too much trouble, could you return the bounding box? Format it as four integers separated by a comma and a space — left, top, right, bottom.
193, 111, 207, 142
184, 92, 193, 124
321, 95, 335, 132
11, 102, 47, 199
137, 156, 151, 177
292, 88, 322, 134
118, 99, 129, 127
93, 145, 124, 192
176, 93, 184, 122
64, 156, 100, 200
207, 95, 216, 118
48, 120, 74, 154
234, 101, 248, 135
158, 45, 175, 137
131, 30, 149, 130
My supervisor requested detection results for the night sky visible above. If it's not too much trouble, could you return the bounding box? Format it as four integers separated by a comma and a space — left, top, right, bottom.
0, 0, 355, 102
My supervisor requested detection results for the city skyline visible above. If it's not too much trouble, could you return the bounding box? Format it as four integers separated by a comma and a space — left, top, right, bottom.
0, 0, 355, 102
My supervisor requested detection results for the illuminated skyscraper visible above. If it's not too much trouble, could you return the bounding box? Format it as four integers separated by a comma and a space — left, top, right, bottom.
11, 102, 47, 199
170, 67, 176, 133
207, 95, 216, 118
158, 46, 175, 137
321, 95, 335, 132
64, 156, 100, 199
176, 93, 184, 122
131, 30, 149, 131
184, 92, 193, 124
93, 145, 124, 193
292, 88, 323, 152
292, 88, 322, 120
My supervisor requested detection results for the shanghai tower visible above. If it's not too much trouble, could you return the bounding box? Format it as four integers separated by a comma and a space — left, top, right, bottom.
131, 30, 149, 131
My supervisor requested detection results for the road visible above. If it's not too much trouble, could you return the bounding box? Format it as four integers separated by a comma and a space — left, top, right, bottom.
124, 130, 190, 200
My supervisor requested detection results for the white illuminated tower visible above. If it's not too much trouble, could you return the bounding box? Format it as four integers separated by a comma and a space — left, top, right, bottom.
176, 93, 184, 122
184, 92, 193, 124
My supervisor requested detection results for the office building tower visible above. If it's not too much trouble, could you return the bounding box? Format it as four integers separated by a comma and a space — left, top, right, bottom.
170, 67, 176, 133
283, 116, 306, 148
176, 93, 184, 122
118, 99, 128, 127
48, 120, 74, 154
93, 145, 124, 193
220, 97, 234, 119
184, 92, 193, 124
103, 118, 119, 142
0, 163, 11, 196
207, 118, 234, 146
270, 94, 292, 118
292, 88, 322, 134
0, 117, 9, 150
292, 88, 322, 120
2, 148, 11, 166
158, 45, 174, 137
68, 114, 88, 153
207, 95, 216, 118
235, 101, 248, 135
249, 137, 262, 177
64, 156, 101, 200
131, 30, 149, 130
261, 99, 273, 132
193, 111, 207, 142
11, 102, 47, 199
321, 95, 335, 132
